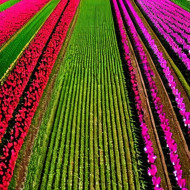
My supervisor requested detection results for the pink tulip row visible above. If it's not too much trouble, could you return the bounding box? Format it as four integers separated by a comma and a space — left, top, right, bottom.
0, 0, 80, 188
147, 1, 190, 36
161, 0, 190, 21
137, 0, 190, 70
0, 0, 69, 142
164, 0, 190, 20
113, 0, 162, 189
146, 0, 190, 29
144, 4, 190, 50
142, 0, 190, 54
118, 0, 187, 188
124, 0, 190, 135
0, 0, 50, 46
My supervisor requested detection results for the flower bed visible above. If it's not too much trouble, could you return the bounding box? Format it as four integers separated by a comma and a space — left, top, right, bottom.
0, 0, 68, 141
124, 0, 190, 138
0, 0, 49, 46
0, 0, 9, 5
112, 0, 162, 188
117, 0, 188, 188
0, 0, 79, 188
136, 0, 190, 70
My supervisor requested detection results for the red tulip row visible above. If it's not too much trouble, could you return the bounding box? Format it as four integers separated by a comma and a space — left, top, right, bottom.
0, 0, 9, 5
0, 0, 79, 188
0, 0, 50, 46
112, 0, 162, 189
118, 0, 187, 189
0, 0, 68, 142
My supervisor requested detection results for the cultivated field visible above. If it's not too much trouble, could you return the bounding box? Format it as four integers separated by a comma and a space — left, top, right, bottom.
0, 0, 189, 189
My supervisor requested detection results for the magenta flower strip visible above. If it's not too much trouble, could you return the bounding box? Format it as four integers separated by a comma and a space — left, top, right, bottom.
165, 1, 190, 20
144, 4, 190, 51
147, 0, 190, 22
125, 0, 190, 134
0, 0, 50, 46
113, 0, 162, 189
142, 1, 190, 58
145, 0, 190, 35
0, 0, 80, 188
118, 0, 187, 188
137, 0, 190, 70
146, 0, 190, 27
0, 0, 68, 142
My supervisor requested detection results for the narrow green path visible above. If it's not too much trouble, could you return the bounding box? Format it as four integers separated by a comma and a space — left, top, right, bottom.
24, 0, 141, 189
170, 0, 190, 12
0, 0, 21, 11
0, 0, 60, 78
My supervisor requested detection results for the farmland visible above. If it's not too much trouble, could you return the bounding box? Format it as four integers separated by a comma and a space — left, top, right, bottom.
0, 0, 189, 189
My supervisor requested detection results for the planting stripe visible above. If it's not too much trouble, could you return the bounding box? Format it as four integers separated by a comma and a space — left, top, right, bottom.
0, 0, 22, 12
124, 0, 190, 142
0, 0, 68, 143
137, 0, 190, 71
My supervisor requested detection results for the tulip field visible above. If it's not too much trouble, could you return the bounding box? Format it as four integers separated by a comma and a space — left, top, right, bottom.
0, 0, 189, 189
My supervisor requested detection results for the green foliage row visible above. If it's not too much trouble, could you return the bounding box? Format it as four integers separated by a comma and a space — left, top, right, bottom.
0, 0, 21, 12
171, 0, 190, 12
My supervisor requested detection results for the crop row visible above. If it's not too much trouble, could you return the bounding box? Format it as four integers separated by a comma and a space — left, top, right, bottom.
0, 0, 50, 47
0, 0, 68, 141
162, 0, 190, 19
0, 0, 22, 12
137, 0, 190, 70
124, 0, 190, 140
144, 1, 190, 42
112, 0, 162, 189
0, 0, 79, 188
117, 0, 188, 188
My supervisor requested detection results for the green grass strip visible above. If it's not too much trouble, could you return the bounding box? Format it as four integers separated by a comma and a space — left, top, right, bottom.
47, 65, 78, 190
78, 45, 88, 190
67, 62, 83, 190
0, 0, 21, 12
24, 61, 74, 189
60, 59, 80, 189
39, 70, 72, 189
72, 62, 84, 190
0, 0, 60, 78
170, 0, 190, 12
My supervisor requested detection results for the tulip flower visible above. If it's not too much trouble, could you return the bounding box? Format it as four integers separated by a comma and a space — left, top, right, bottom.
148, 164, 157, 176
